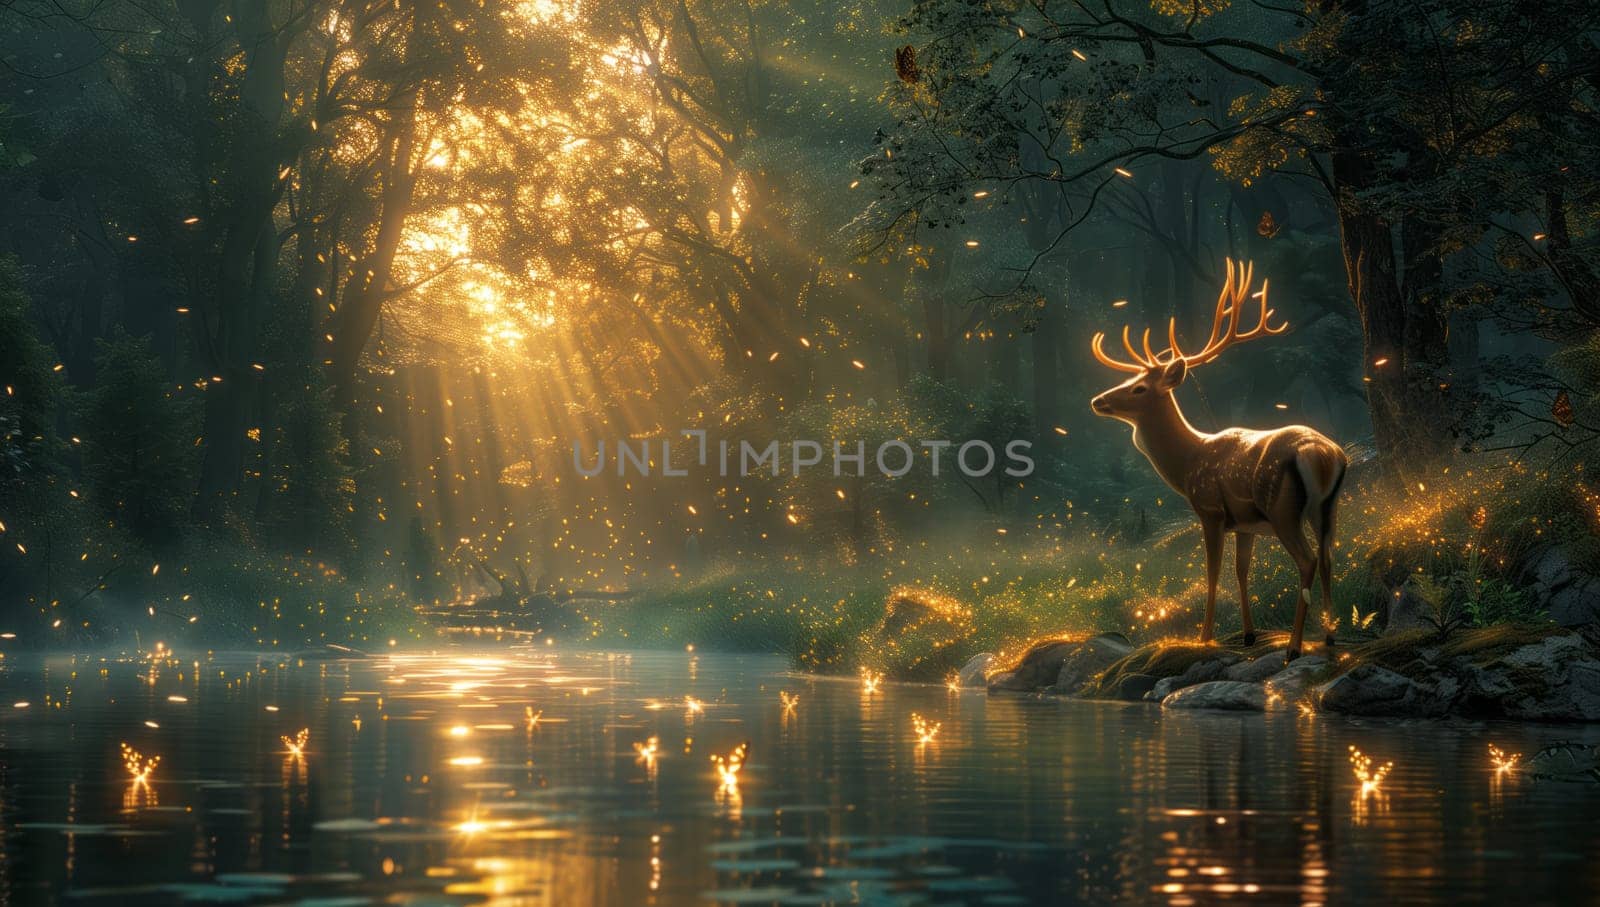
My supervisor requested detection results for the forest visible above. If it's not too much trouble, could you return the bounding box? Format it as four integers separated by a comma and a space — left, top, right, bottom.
1, 0, 1597, 670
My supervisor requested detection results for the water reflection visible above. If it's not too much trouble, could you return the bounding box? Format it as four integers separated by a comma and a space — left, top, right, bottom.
0, 648, 1596, 904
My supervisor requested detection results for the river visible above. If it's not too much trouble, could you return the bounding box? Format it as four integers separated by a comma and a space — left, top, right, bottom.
1, 647, 1596, 904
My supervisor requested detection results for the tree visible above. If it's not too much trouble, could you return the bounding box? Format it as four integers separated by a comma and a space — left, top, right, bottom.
79, 331, 200, 544
866, 0, 1600, 478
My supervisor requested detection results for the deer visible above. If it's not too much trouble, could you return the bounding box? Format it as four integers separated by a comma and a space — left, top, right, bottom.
1088, 259, 1347, 661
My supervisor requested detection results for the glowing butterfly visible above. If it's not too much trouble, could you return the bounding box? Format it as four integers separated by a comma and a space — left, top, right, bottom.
1349, 746, 1392, 797
281, 728, 310, 758
121, 743, 160, 784
712, 741, 750, 790
860, 670, 882, 695
911, 713, 941, 745
779, 691, 799, 713
1489, 744, 1520, 775
1553, 390, 1575, 428
525, 707, 541, 728
684, 696, 704, 716
946, 673, 961, 693
894, 45, 918, 83
634, 736, 660, 763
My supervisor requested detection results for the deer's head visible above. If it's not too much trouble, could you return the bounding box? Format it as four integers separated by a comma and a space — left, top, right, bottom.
1089, 259, 1286, 425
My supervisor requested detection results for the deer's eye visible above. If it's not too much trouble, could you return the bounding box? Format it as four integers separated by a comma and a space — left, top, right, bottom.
1132, 385, 1148, 395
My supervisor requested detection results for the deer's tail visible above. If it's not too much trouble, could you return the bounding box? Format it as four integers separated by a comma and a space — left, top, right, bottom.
1295, 445, 1347, 567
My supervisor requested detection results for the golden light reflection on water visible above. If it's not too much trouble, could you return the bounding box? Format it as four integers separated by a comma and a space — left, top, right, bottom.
1, 650, 1595, 905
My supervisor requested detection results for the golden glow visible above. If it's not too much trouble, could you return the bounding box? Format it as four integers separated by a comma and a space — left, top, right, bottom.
911, 713, 941, 745
281, 728, 310, 758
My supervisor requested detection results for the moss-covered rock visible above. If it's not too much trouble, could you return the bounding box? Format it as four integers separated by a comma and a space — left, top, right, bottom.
1312, 625, 1600, 720
1076, 631, 1278, 700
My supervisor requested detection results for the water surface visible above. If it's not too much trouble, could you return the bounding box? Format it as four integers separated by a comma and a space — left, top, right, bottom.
1, 648, 1596, 904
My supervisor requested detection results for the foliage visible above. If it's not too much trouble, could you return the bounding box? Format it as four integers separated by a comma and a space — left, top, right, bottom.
78, 332, 200, 543
0, 256, 57, 491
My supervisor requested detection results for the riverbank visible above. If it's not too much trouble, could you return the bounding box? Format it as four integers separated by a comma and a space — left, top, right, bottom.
976, 625, 1600, 721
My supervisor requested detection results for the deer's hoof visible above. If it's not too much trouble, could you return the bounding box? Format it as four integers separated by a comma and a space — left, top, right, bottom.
1324, 634, 1336, 649
1241, 630, 1257, 647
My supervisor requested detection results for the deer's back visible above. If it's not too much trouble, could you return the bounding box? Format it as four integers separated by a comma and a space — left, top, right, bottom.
1185, 425, 1344, 529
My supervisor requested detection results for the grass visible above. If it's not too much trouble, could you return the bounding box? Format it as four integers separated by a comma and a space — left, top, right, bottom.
564, 455, 1593, 680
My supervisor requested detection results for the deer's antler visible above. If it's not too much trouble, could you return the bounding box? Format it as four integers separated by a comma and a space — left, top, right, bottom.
1090, 259, 1288, 373
1091, 324, 1157, 373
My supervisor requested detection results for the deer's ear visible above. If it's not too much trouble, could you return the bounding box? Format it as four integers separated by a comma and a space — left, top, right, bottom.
1155, 358, 1187, 390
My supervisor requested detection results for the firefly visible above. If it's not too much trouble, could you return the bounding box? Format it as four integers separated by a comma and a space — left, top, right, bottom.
684, 696, 704, 715
912, 713, 941, 745
946, 673, 961, 693
860, 669, 882, 695
281, 728, 310, 758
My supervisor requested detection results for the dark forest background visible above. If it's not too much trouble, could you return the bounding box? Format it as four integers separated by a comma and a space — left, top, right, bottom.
1, 0, 1596, 658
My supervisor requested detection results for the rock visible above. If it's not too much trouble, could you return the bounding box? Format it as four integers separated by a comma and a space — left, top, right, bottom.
988, 641, 1078, 692
984, 670, 1017, 691
958, 653, 997, 688
989, 634, 1132, 694
1162, 680, 1266, 711
1524, 547, 1600, 628
1225, 649, 1293, 683
1115, 673, 1160, 702
1459, 634, 1600, 720
1528, 743, 1600, 781
1263, 655, 1328, 699
1051, 634, 1135, 696
292, 644, 368, 660
1315, 664, 1460, 717
1143, 654, 1241, 702
1383, 581, 1432, 634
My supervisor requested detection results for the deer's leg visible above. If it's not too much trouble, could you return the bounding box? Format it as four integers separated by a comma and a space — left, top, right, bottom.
1272, 519, 1318, 661
1317, 502, 1338, 651
1200, 517, 1224, 643
1235, 533, 1256, 647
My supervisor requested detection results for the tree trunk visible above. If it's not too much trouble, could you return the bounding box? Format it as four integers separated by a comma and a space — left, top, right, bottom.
1330, 173, 1454, 474
194, 6, 290, 519
1031, 300, 1060, 445
329, 114, 418, 410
